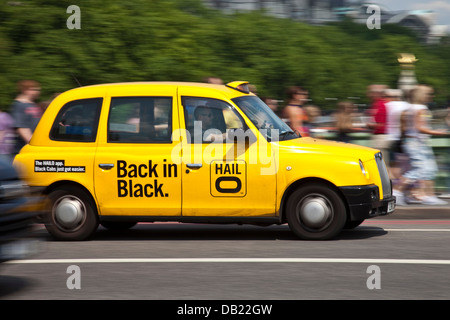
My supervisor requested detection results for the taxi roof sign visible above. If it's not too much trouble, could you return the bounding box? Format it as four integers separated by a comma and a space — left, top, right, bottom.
226, 81, 250, 94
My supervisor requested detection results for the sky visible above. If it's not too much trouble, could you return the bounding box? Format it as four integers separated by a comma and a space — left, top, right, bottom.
371, 0, 450, 26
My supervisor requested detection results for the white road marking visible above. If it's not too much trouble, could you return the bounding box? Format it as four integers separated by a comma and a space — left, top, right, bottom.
6, 257, 450, 265
7, 227, 450, 265
361, 228, 450, 232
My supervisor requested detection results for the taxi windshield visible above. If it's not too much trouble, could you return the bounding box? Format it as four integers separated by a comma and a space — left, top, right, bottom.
232, 96, 300, 141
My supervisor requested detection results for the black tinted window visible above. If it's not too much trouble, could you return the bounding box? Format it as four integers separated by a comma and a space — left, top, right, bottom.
108, 97, 172, 143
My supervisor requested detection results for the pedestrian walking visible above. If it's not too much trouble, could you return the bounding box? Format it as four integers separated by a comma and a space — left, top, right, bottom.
262, 97, 280, 117
10, 80, 43, 156
366, 84, 389, 161
401, 85, 448, 205
383, 89, 410, 204
282, 86, 309, 136
0, 107, 15, 163
335, 101, 358, 143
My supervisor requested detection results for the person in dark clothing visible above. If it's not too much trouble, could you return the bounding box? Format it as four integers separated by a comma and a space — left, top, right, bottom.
11, 80, 42, 155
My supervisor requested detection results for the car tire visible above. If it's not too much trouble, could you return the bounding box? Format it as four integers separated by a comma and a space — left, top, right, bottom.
45, 186, 99, 240
286, 183, 347, 240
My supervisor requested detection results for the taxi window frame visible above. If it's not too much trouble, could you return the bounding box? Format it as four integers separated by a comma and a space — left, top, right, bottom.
107, 96, 173, 144
49, 98, 103, 143
181, 96, 249, 144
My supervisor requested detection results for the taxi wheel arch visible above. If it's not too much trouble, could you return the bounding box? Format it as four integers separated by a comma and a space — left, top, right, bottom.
45, 184, 99, 241
284, 180, 347, 240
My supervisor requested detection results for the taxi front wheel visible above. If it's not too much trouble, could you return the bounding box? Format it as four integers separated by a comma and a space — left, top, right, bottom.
45, 186, 99, 241
286, 184, 347, 240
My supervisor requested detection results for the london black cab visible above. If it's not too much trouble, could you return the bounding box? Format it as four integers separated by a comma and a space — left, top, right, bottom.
13, 81, 395, 240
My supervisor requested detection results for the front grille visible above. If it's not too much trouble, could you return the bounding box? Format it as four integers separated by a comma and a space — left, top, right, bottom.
375, 152, 391, 198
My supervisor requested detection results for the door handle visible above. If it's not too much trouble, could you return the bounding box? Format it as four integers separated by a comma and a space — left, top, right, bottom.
99, 163, 114, 170
186, 163, 202, 169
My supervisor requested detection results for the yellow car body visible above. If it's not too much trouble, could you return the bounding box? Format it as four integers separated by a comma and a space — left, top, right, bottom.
14, 81, 395, 240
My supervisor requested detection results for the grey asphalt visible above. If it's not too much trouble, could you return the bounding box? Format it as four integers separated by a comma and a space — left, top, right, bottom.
378, 203, 450, 219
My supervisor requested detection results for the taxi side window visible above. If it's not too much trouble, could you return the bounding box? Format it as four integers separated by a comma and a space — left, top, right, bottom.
50, 98, 102, 142
108, 97, 172, 143
182, 97, 244, 143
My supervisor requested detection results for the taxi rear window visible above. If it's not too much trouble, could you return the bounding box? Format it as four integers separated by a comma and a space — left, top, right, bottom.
108, 97, 172, 143
50, 98, 102, 142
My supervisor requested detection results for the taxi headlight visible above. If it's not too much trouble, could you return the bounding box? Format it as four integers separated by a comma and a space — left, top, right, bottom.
359, 159, 369, 179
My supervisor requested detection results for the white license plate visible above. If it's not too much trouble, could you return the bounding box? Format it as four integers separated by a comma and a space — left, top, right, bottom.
387, 200, 395, 213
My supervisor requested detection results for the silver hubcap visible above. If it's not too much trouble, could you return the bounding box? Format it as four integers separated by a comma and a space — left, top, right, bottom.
53, 196, 86, 230
297, 195, 333, 230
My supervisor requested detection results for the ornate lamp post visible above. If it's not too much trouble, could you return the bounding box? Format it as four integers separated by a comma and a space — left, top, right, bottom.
397, 53, 418, 91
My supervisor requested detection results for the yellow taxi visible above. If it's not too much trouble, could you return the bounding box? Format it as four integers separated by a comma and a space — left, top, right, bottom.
13, 81, 395, 240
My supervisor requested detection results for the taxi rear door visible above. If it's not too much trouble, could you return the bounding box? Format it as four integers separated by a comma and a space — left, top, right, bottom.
94, 85, 181, 217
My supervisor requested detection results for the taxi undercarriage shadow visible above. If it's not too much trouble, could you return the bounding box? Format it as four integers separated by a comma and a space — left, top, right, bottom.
40, 223, 388, 241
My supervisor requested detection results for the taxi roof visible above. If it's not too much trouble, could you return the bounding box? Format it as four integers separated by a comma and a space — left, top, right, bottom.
61, 81, 252, 99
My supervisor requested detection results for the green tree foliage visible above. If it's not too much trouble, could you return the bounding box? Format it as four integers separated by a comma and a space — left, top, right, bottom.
0, 0, 449, 110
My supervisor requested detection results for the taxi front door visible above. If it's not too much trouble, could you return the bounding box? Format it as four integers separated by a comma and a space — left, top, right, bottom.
178, 93, 277, 218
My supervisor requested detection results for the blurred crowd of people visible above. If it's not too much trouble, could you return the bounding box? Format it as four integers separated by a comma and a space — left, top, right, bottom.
2, 78, 450, 205
205, 76, 450, 206
275, 82, 450, 206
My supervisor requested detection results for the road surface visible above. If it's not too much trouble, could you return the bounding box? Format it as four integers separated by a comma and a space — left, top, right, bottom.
1, 206, 450, 301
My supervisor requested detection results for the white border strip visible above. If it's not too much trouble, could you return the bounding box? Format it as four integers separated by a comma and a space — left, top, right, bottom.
383, 229, 450, 232
6, 258, 450, 265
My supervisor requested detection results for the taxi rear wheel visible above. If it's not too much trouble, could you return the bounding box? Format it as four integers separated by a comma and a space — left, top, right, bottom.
45, 186, 99, 241
286, 183, 347, 240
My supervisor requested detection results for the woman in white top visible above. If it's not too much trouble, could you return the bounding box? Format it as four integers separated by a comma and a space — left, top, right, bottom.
402, 85, 448, 205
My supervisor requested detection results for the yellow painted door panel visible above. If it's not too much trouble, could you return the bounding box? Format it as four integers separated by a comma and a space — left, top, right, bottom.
94, 145, 181, 216
181, 142, 277, 217
94, 92, 181, 216
177, 91, 276, 217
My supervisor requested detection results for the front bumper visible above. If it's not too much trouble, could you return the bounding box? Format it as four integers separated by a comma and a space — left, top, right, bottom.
339, 184, 396, 221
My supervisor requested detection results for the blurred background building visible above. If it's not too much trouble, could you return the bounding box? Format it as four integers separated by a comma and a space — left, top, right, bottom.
205, 0, 449, 43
